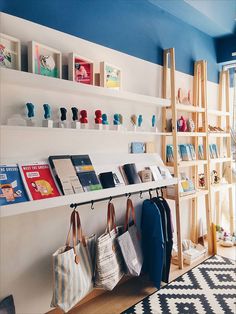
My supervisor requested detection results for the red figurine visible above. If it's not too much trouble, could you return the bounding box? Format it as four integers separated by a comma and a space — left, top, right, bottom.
95, 110, 102, 124
80, 110, 88, 123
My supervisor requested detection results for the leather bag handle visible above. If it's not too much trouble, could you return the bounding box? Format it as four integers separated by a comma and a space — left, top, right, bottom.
124, 198, 137, 231
106, 202, 117, 234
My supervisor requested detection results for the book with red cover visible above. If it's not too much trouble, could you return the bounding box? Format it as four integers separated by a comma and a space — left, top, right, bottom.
19, 162, 61, 200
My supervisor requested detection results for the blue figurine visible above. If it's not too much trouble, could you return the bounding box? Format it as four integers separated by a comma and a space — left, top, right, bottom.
138, 114, 143, 127
26, 102, 35, 118
102, 113, 109, 125
43, 104, 51, 120
152, 115, 156, 128
113, 113, 120, 125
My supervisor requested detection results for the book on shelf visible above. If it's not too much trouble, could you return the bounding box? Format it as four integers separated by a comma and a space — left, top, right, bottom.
95, 164, 125, 187
188, 144, 196, 160
149, 165, 163, 181
158, 166, 172, 180
71, 155, 102, 191
19, 162, 61, 200
166, 145, 181, 163
48, 155, 83, 195
209, 144, 219, 159
0, 164, 29, 206
198, 145, 204, 160
179, 144, 193, 161
179, 173, 195, 196
99, 172, 116, 189
122, 163, 142, 185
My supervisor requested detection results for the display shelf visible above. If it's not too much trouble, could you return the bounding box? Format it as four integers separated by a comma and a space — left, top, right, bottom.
173, 132, 207, 137
209, 157, 232, 163
208, 132, 230, 138
175, 104, 205, 113
0, 125, 172, 137
168, 190, 208, 201
0, 67, 171, 107
167, 160, 208, 168
207, 109, 230, 116
210, 182, 234, 192
0, 178, 178, 218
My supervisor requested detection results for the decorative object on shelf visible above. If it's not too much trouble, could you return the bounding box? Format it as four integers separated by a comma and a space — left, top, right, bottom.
211, 170, 220, 185
71, 107, 80, 129
0, 164, 29, 205
0, 33, 21, 70
151, 115, 156, 128
68, 53, 94, 85
100, 62, 121, 90
130, 142, 145, 154
94, 110, 102, 129
80, 109, 89, 129
198, 173, 205, 189
198, 145, 204, 160
179, 172, 195, 196
187, 118, 195, 132
130, 114, 137, 131
101, 113, 109, 129
140, 169, 152, 183
113, 113, 122, 130
26, 102, 36, 126
177, 116, 187, 132
208, 124, 225, 132
28, 41, 61, 78
137, 115, 143, 128
209, 144, 219, 159
58, 107, 68, 128
42, 104, 53, 128
176, 88, 191, 105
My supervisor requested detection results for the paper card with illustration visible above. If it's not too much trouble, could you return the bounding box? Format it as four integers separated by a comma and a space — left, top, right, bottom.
19, 162, 61, 200
100, 62, 121, 90
0, 164, 28, 205
68, 53, 94, 85
0, 33, 21, 70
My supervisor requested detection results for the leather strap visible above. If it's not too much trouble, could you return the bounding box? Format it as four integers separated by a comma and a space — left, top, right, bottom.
106, 202, 117, 234
124, 198, 136, 231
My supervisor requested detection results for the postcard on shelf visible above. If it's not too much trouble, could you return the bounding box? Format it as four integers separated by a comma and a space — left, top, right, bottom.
158, 166, 172, 180
149, 165, 163, 181
48, 155, 83, 195
0, 33, 21, 70
0, 164, 28, 206
28, 41, 62, 78
68, 53, 94, 85
19, 162, 61, 200
122, 163, 142, 185
100, 61, 121, 90
130, 142, 145, 154
71, 155, 95, 172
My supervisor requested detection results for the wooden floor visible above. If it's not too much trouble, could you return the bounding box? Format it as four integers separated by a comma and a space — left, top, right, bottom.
49, 244, 235, 314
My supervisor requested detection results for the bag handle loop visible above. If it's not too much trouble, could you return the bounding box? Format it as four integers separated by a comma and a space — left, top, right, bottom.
106, 201, 117, 234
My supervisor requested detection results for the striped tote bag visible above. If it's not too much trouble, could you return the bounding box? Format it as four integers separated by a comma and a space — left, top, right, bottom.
95, 202, 124, 290
51, 210, 95, 312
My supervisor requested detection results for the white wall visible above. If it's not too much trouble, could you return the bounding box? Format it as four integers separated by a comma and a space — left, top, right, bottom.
0, 13, 220, 313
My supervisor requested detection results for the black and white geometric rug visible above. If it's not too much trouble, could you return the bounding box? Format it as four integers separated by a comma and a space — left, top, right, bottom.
122, 255, 236, 314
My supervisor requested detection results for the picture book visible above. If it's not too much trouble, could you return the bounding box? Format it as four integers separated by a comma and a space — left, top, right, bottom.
198, 145, 204, 160
149, 165, 163, 181
179, 144, 192, 161
0, 164, 28, 206
71, 155, 95, 172
19, 162, 61, 200
188, 144, 196, 160
179, 173, 195, 195
48, 156, 83, 195
95, 164, 125, 187
123, 163, 142, 185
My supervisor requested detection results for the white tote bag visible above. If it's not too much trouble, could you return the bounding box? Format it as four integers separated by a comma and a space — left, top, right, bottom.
51, 210, 95, 313
117, 198, 143, 276
95, 202, 124, 290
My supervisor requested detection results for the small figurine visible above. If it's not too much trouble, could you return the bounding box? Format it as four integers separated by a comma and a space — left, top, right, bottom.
177, 116, 187, 132
211, 170, 220, 185
102, 114, 109, 125
187, 118, 195, 132
26, 102, 36, 126
138, 115, 143, 127
58, 107, 68, 128
95, 110, 102, 124
119, 114, 123, 125
198, 173, 205, 188
151, 115, 156, 128
42, 103, 53, 128
80, 109, 88, 129
71, 107, 80, 129
113, 113, 120, 125
113, 113, 122, 130
131, 114, 137, 126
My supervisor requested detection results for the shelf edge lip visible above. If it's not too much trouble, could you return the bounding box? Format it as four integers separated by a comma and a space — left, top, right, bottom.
0, 68, 170, 107
0, 178, 178, 218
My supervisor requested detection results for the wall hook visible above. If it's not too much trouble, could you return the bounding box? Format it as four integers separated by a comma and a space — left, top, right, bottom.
139, 191, 143, 199
91, 200, 95, 210
149, 189, 152, 199
127, 192, 131, 199
108, 196, 112, 204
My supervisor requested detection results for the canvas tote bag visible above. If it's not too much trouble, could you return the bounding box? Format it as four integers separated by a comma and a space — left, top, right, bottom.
117, 198, 143, 276
95, 202, 124, 290
51, 210, 94, 312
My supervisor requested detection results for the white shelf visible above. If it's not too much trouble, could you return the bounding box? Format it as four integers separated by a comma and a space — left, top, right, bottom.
208, 109, 230, 116
0, 68, 171, 107
175, 132, 207, 137
0, 178, 178, 218
211, 183, 234, 192
167, 160, 208, 168
208, 132, 230, 138
175, 104, 205, 113
0, 125, 172, 137
167, 189, 208, 201
210, 157, 232, 163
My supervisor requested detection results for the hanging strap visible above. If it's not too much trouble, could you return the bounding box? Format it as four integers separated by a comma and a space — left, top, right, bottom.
124, 198, 137, 231
106, 202, 117, 234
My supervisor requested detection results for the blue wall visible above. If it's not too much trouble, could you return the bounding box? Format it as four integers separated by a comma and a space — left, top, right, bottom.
0, 0, 219, 83
215, 34, 236, 64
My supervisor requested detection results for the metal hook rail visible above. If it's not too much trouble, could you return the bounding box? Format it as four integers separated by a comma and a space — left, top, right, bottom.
70, 186, 167, 210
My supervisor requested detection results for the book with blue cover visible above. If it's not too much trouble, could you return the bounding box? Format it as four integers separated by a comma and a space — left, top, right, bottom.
0, 164, 28, 206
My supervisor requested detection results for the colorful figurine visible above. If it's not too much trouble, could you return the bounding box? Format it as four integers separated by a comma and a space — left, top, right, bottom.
60, 107, 67, 121
138, 115, 143, 127
71, 107, 79, 121
113, 113, 120, 125
187, 118, 195, 132
177, 116, 187, 132
131, 114, 137, 126
95, 110, 102, 124
151, 115, 156, 128
102, 114, 109, 125
198, 173, 205, 188
26, 102, 35, 119
43, 104, 51, 120
80, 110, 88, 124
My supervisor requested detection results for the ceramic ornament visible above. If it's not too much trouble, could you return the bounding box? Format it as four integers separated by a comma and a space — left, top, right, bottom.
94, 110, 102, 129
102, 113, 109, 130
130, 114, 137, 131
138, 114, 143, 127
80, 109, 89, 129
40, 55, 55, 71
58, 107, 68, 128
26, 102, 36, 126
71, 107, 80, 129
177, 116, 187, 132
187, 118, 195, 132
113, 113, 122, 131
42, 103, 53, 128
